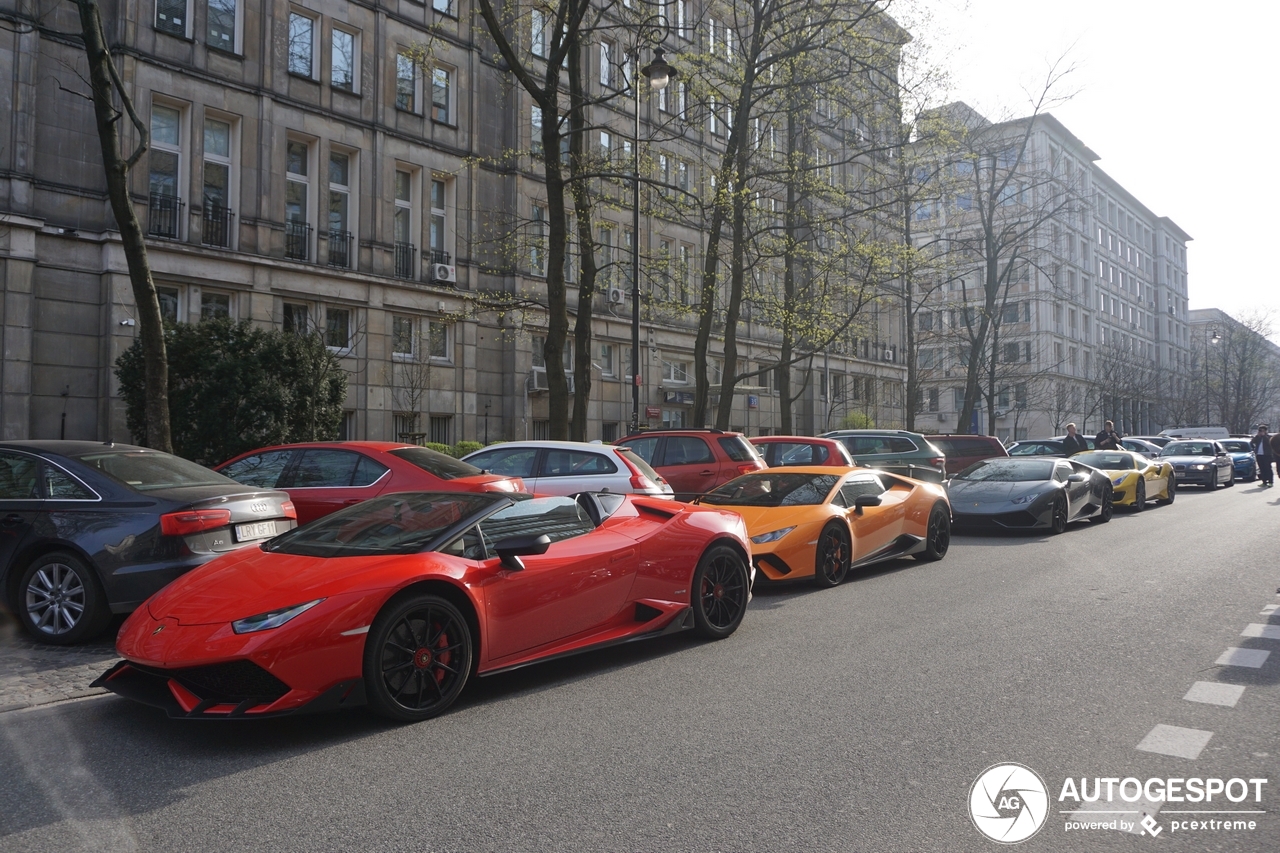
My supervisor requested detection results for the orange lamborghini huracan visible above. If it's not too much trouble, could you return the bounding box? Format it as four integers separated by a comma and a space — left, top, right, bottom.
697, 467, 952, 587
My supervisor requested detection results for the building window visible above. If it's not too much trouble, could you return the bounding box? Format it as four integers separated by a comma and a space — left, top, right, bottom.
427, 320, 450, 360
392, 315, 415, 358
394, 167, 416, 279
337, 411, 356, 441
530, 104, 543, 155
600, 40, 614, 88
429, 416, 452, 445
155, 0, 187, 37
676, 160, 689, 191
677, 244, 692, 303
430, 178, 449, 262
532, 335, 573, 370
288, 12, 316, 77
283, 302, 309, 333
531, 203, 546, 276
327, 150, 354, 269
285, 139, 312, 260
157, 286, 181, 323
431, 67, 452, 123
531, 10, 547, 57
599, 343, 614, 376
598, 226, 613, 288
201, 116, 233, 247
207, 0, 237, 52
325, 306, 351, 350
396, 52, 419, 112
331, 27, 357, 92
200, 290, 232, 320
432, 0, 453, 15
663, 358, 689, 383
149, 103, 184, 239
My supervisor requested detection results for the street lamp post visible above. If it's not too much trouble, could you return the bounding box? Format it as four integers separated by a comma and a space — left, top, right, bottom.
1205, 327, 1220, 425
630, 47, 677, 434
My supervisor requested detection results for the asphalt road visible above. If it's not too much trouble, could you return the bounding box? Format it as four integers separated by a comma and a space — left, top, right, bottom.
2, 481, 1279, 852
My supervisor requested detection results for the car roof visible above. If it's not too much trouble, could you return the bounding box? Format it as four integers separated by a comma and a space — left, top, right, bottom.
0, 440, 151, 456
467, 440, 625, 452
749, 435, 842, 444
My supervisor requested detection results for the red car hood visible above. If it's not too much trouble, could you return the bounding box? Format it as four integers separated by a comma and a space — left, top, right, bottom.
146, 545, 413, 626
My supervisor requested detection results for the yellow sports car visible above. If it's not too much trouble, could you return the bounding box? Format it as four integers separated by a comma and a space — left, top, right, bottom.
696, 467, 951, 587
1071, 449, 1175, 510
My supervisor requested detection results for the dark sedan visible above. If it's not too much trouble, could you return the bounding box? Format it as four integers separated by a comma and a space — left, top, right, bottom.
946, 458, 1113, 534
1157, 440, 1234, 489
0, 441, 295, 644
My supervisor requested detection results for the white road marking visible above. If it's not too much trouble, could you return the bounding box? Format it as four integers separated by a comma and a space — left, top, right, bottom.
1241, 623, 1280, 640
1261, 604, 1278, 615
1065, 798, 1163, 834
1216, 647, 1271, 668
1136, 725, 1213, 759
1183, 681, 1246, 707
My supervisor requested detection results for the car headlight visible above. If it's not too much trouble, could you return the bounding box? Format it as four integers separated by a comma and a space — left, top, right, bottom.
1111, 476, 1126, 486
1191, 464, 1208, 470
1010, 493, 1037, 504
232, 599, 324, 634
751, 527, 795, 544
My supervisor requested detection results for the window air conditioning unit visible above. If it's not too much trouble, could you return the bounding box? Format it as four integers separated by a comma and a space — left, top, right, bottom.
525, 368, 574, 394
883, 347, 896, 362
607, 287, 625, 304
430, 263, 457, 284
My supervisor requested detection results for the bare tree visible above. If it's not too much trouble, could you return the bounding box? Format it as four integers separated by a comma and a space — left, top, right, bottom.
1207, 311, 1280, 433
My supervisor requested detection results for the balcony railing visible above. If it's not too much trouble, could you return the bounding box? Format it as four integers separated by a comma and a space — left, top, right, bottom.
394, 241, 416, 279
428, 249, 451, 265
327, 229, 353, 269
148, 193, 183, 239
285, 220, 312, 261
202, 204, 234, 248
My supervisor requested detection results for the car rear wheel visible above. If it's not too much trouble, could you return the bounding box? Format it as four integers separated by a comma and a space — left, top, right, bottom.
1092, 491, 1113, 524
364, 593, 473, 722
1161, 475, 1176, 505
914, 503, 951, 561
18, 552, 111, 645
691, 544, 749, 640
1049, 494, 1068, 535
1133, 479, 1146, 512
813, 523, 851, 587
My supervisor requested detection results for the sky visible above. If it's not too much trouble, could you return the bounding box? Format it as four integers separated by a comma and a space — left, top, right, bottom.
908, 0, 1276, 329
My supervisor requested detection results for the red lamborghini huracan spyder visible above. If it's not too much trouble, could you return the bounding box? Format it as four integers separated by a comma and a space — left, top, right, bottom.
94, 491, 752, 722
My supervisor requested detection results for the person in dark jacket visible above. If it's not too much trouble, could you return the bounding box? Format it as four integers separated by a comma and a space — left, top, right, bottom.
1062, 423, 1088, 456
1251, 425, 1274, 487
1095, 420, 1122, 450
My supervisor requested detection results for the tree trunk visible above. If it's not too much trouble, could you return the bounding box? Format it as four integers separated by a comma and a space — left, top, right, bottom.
75, 0, 171, 451
567, 35, 595, 441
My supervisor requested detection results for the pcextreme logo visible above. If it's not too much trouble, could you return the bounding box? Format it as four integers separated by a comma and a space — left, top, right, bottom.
968, 763, 1050, 844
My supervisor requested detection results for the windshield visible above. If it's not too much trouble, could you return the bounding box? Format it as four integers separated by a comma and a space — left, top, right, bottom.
1221, 441, 1251, 453
75, 451, 235, 491
700, 473, 840, 507
1073, 452, 1135, 471
267, 492, 505, 557
1161, 442, 1215, 457
955, 460, 1055, 482
388, 446, 484, 480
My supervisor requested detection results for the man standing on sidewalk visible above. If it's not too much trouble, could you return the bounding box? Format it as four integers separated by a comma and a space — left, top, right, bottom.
1251, 425, 1274, 487
1062, 423, 1088, 456
1095, 420, 1122, 451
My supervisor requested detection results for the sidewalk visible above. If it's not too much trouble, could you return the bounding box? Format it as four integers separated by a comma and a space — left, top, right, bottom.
0, 609, 119, 713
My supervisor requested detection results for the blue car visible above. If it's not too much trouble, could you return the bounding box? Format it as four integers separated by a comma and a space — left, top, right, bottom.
1220, 439, 1259, 482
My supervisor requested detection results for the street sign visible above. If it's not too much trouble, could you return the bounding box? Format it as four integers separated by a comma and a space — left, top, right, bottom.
645, 406, 661, 419
748, 395, 759, 409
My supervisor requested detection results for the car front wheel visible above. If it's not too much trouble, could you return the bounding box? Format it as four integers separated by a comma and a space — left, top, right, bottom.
364, 593, 473, 722
1133, 479, 1146, 512
691, 544, 750, 640
18, 552, 111, 645
1049, 494, 1068, 535
915, 503, 951, 561
1161, 475, 1176, 505
1092, 490, 1113, 524
813, 523, 850, 587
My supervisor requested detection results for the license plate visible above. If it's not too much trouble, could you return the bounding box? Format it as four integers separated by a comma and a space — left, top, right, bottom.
235, 521, 277, 541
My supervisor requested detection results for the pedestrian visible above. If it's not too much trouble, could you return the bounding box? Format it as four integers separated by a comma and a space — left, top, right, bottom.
1062, 422, 1088, 456
1252, 425, 1275, 487
1271, 430, 1280, 484
1095, 420, 1122, 451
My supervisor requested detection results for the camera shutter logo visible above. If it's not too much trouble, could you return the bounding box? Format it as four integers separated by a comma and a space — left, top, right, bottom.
968, 763, 1049, 844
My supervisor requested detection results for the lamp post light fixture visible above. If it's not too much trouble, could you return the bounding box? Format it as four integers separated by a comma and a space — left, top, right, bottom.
630, 47, 677, 434
1205, 327, 1220, 426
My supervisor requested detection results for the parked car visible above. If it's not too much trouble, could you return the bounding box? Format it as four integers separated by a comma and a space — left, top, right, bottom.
749, 436, 854, 468
1130, 435, 1172, 448
1071, 449, 1175, 510
461, 441, 672, 498
946, 457, 1113, 534
818, 429, 947, 482
1157, 440, 1234, 490
95, 490, 753, 721
216, 442, 524, 525
1219, 439, 1260, 482
1006, 438, 1093, 457
1119, 437, 1163, 459
615, 429, 766, 501
697, 467, 951, 587
927, 434, 1008, 476
0, 441, 296, 644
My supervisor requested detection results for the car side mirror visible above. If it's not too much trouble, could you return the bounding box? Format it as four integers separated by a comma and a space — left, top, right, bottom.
494, 533, 551, 571
853, 494, 882, 514
1067, 473, 1087, 483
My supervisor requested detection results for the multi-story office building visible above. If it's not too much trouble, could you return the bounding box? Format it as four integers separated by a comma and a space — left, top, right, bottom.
908, 106, 1193, 440
0, 0, 908, 444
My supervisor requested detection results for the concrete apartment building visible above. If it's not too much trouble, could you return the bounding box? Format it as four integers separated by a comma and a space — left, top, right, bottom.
908, 107, 1193, 441
0, 0, 909, 446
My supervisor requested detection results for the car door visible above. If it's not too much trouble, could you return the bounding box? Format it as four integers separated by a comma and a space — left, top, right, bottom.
280, 448, 364, 524
464, 446, 541, 480
658, 436, 719, 499
529, 449, 622, 496
0, 450, 42, 580
838, 474, 900, 560
1061, 462, 1094, 516
480, 524, 640, 660
1212, 442, 1232, 483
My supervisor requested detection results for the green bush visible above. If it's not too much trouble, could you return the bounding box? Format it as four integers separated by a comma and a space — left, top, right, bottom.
452, 440, 484, 458
116, 318, 347, 465
838, 411, 875, 430
423, 442, 453, 456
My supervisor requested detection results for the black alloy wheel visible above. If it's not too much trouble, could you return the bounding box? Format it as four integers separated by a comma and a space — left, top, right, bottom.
364, 593, 473, 722
1207, 472, 1218, 491
813, 523, 851, 587
1092, 490, 1113, 524
914, 503, 952, 561
1049, 494, 1069, 535
1133, 479, 1146, 512
691, 544, 750, 640
1161, 474, 1176, 505
18, 552, 111, 645
1224, 467, 1235, 487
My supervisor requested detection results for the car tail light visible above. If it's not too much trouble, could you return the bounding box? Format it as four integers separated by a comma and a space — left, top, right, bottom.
630, 473, 660, 492
737, 463, 762, 475
281, 501, 297, 520
160, 508, 232, 537
929, 456, 945, 470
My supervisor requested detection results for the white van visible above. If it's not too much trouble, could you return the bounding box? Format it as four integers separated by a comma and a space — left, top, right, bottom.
1159, 426, 1230, 440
